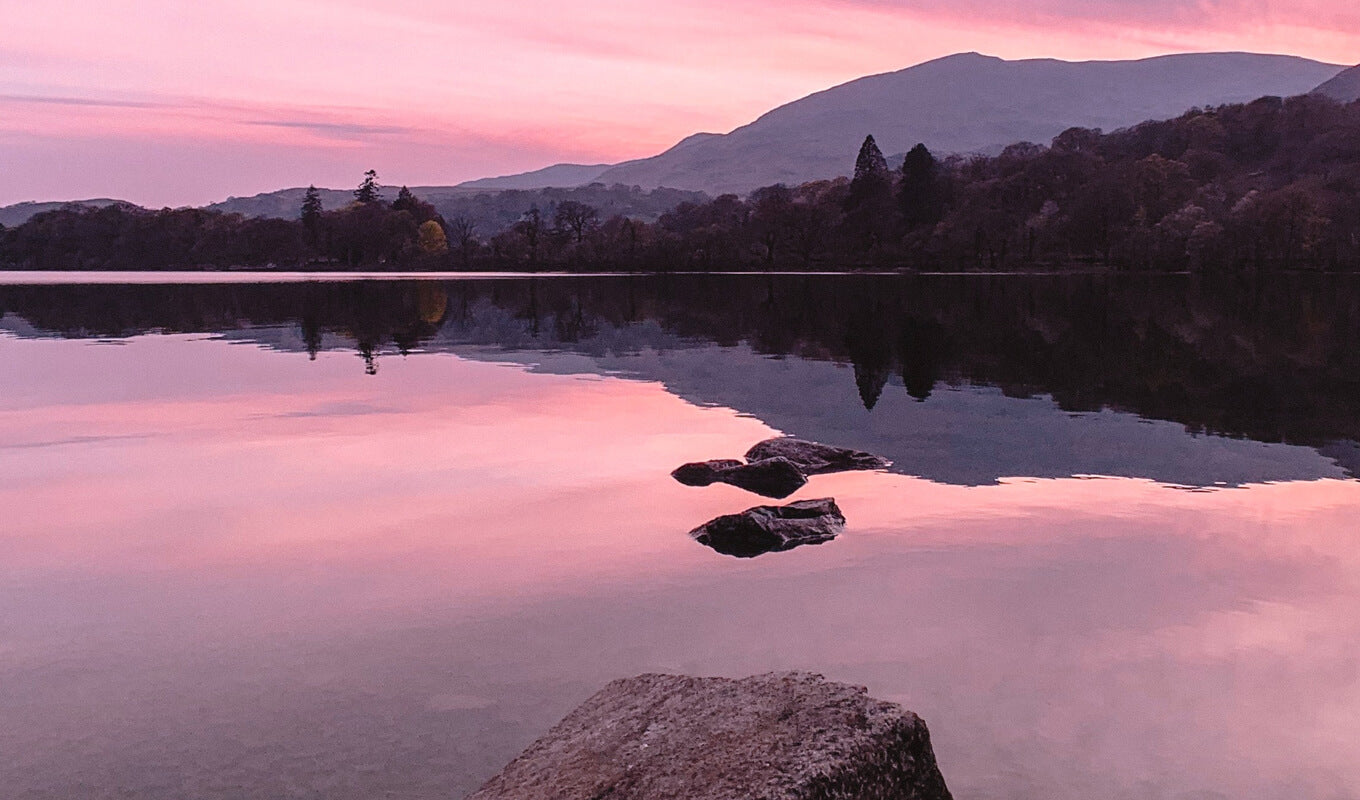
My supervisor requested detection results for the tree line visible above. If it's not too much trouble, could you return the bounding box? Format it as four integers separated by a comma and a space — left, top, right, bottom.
3, 93, 1359, 272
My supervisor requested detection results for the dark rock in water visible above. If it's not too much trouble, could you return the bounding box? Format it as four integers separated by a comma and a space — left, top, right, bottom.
715, 456, 808, 498
690, 498, 844, 558
745, 437, 891, 475
467, 671, 953, 800
672, 459, 745, 486
672, 456, 808, 498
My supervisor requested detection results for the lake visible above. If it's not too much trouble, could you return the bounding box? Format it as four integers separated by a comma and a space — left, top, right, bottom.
2, 272, 1358, 800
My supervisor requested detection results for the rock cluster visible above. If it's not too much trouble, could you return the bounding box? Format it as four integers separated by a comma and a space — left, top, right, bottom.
673, 437, 889, 557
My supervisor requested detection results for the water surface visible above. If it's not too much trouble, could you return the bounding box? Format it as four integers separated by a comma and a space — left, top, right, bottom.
2, 273, 1358, 799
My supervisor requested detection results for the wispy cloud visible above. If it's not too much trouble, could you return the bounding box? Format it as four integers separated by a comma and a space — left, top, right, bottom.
245, 120, 418, 139
0, 94, 167, 109
819, 0, 1360, 41
1, 0, 1357, 206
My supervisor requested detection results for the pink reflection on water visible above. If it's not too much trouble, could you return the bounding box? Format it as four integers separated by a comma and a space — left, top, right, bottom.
1, 332, 1359, 799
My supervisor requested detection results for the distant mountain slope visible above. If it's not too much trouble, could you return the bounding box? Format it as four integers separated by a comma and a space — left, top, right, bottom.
594, 51, 1343, 195
456, 163, 612, 190
206, 188, 354, 219
1314, 64, 1360, 102
201, 184, 706, 232
0, 199, 134, 227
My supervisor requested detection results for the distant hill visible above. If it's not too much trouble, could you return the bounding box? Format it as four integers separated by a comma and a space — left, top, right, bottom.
0, 199, 134, 227
1315, 64, 1360, 103
456, 163, 612, 190
4, 51, 1345, 221
588, 51, 1343, 195
206, 188, 356, 219
201, 183, 706, 233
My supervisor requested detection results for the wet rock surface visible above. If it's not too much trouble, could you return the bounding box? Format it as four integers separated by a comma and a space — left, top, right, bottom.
672, 456, 809, 498
745, 438, 891, 475
672, 459, 746, 486
467, 671, 953, 800
690, 498, 845, 558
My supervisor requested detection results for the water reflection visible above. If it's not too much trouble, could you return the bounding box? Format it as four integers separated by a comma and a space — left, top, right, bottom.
0, 274, 1358, 800
3, 273, 1358, 486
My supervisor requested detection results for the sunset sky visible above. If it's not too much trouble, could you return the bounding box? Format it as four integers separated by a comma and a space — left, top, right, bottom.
3, 0, 1358, 207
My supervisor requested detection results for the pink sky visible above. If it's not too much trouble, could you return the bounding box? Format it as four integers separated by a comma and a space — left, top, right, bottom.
2, 0, 1358, 207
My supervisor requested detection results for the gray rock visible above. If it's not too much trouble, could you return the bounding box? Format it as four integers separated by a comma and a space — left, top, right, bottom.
467, 671, 953, 800
672, 456, 809, 498
672, 459, 746, 486
745, 438, 891, 475
690, 498, 844, 558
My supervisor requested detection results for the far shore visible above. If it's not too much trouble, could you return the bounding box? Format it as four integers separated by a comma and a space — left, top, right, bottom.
0, 266, 1203, 285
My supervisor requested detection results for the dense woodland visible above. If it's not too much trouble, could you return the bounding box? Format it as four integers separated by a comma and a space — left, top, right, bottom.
3, 93, 1360, 272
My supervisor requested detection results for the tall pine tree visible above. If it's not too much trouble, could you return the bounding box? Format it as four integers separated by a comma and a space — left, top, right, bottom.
844, 135, 895, 252
899, 143, 943, 229
300, 185, 323, 245
852, 135, 890, 188
354, 170, 381, 204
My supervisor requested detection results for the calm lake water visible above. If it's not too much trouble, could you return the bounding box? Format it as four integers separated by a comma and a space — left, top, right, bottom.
2, 272, 1358, 800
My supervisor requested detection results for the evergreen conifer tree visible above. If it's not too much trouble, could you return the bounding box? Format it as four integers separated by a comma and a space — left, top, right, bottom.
301, 185, 323, 223
899, 143, 943, 228
392, 185, 417, 213
300, 186, 323, 248
844, 135, 895, 252
354, 170, 381, 204
852, 135, 890, 188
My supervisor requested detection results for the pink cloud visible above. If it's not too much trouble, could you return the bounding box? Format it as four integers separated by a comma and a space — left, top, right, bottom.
2, 0, 1357, 206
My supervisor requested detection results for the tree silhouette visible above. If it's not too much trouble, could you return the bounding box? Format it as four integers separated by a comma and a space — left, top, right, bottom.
844, 135, 895, 252
899, 144, 943, 229
392, 186, 417, 214
852, 135, 890, 186
514, 206, 547, 265
354, 170, 382, 204
553, 201, 599, 244
448, 215, 477, 268
300, 186, 323, 245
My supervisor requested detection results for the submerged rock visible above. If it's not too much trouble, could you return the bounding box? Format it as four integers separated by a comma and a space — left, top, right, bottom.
745, 437, 891, 475
672, 456, 808, 498
468, 671, 953, 800
690, 497, 844, 557
672, 459, 746, 486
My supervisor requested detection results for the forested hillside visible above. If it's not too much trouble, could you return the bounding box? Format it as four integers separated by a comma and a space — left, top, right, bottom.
3, 93, 1358, 272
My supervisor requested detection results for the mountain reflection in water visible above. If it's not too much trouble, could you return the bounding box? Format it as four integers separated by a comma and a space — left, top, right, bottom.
2, 272, 1359, 800
3, 272, 1357, 485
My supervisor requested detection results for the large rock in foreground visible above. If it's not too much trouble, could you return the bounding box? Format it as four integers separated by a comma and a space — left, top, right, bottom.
691, 498, 844, 558
468, 672, 953, 800
745, 438, 891, 475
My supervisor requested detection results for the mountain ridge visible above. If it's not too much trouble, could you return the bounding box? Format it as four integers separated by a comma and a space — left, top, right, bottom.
0, 51, 1346, 223
590, 51, 1343, 194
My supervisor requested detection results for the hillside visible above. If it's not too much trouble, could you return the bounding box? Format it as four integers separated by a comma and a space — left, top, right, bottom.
1315, 64, 1360, 103
0, 199, 132, 228
591, 52, 1342, 195
456, 164, 611, 190
199, 183, 705, 232
7, 93, 1360, 272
